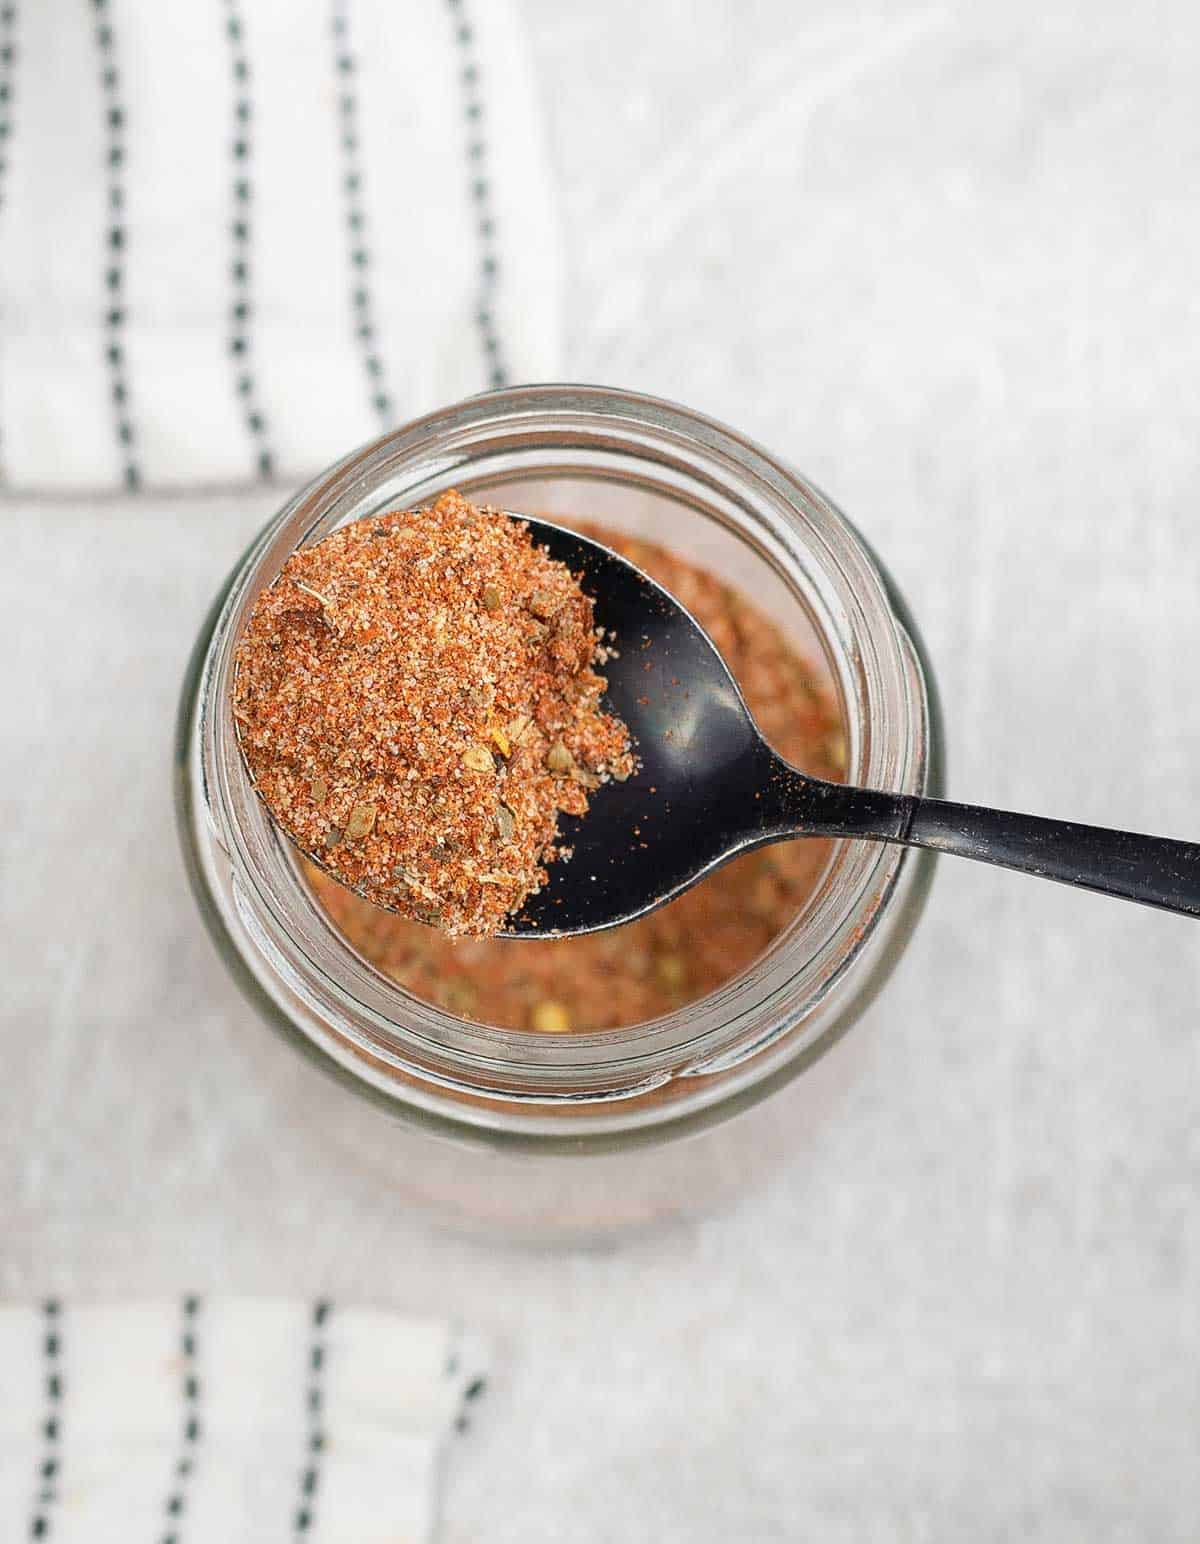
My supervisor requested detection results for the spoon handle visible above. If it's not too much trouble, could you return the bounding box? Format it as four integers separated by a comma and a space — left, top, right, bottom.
788, 780, 1200, 917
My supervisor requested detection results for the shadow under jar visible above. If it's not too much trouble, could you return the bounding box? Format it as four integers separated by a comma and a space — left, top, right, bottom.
176, 386, 942, 1239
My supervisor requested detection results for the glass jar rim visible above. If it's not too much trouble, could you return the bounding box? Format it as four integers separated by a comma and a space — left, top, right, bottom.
184, 384, 930, 1130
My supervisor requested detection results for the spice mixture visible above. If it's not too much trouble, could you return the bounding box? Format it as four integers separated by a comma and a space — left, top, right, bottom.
233, 491, 634, 937
306, 524, 847, 1031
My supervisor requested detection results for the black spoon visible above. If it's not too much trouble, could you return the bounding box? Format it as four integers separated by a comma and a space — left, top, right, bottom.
500, 516, 1200, 937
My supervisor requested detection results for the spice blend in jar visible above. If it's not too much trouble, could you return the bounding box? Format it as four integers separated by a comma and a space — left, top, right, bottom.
232, 492, 635, 937
306, 524, 847, 1032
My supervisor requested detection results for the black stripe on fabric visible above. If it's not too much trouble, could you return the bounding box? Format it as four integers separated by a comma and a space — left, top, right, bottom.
454, 1372, 487, 1434
159, 1295, 202, 1544
331, 4, 392, 428
0, 2, 19, 482
30, 1299, 62, 1540
445, 0, 507, 389
91, 0, 139, 490
0, 2, 17, 223
294, 1299, 331, 1537
0, 5, 15, 220
223, 1, 273, 480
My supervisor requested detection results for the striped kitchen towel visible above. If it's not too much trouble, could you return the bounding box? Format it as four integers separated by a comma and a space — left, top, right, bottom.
0, 1298, 488, 1543
0, 0, 561, 493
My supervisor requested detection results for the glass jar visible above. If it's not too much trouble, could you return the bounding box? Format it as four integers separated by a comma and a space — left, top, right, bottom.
175, 386, 942, 1238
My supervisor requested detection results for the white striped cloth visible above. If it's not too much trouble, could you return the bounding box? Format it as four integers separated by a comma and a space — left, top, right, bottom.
0, 0, 561, 492
0, 1299, 488, 1543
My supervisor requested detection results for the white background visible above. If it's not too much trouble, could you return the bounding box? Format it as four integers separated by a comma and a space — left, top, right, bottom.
5, 1, 1200, 1538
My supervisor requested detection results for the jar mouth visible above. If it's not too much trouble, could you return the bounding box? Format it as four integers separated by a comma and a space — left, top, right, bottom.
186, 385, 929, 1122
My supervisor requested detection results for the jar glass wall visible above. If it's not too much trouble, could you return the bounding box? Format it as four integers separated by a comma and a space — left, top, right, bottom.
176, 386, 941, 1235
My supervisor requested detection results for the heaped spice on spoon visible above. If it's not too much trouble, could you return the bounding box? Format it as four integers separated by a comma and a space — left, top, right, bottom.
305, 523, 847, 1032
231, 491, 635, 937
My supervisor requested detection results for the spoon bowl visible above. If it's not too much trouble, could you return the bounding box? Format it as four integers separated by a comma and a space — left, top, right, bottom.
501, 516, 783, 937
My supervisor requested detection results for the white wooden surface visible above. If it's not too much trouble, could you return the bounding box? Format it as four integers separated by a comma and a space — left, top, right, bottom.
4, 1, 1200, 1537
